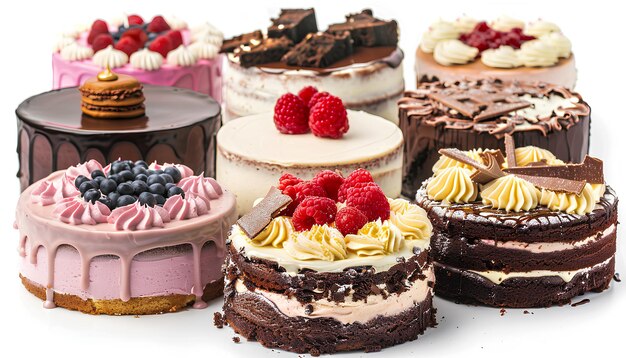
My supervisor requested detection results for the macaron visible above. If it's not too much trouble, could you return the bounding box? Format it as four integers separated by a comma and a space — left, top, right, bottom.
79, 69, 145, 119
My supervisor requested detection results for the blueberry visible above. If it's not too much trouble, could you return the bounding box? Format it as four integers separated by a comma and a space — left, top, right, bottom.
154, 194, 166, 206
93, 176, 105, 185
83, 189, 101, 203
79, 181, 98, 195
117, 182, 134, 196
134, 160, 149, 169
132, 180, 149, 195
164, 167, 182, 183
119, 170, 135, 182
111, 161, 130, 174
154, 169, 164, 175
108, 192, 120, 204
107, 173, 121, 184
132, 166, 148, 176
117, 195, 136, 207
123, 160, 135, 168
167, 186, 185, 198
90, 170, 105, 179
160, 173, 174, 184
74, 175, 89, 189
98, 196, 115, 210
138, 192, 156, 207
135, 173, 148, 182
99, 178, 117, 195
147, 169, 156, 176
165, 183, 177, 191
147, 174, 166, 186
149, 183, 166, 196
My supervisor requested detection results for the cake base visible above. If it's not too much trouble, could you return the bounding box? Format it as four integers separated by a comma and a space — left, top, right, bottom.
20, 275, 224, 315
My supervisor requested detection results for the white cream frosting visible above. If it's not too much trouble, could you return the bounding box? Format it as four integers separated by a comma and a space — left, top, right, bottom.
191, 22, 224, 47
54, 37, 76, 53
518, 39, 559, 67
420, 20, 461, 53
481, 46, 522, 68
60, 43, 94, 61
388, 198, 433, 242
539, 183, 597, 215
540, 32, 572, 58
166, 45, 198, 67
92, 45, 128, 68
453, 16, 479, 33
524, 20, 561, 38
129, 48, 164, 71
165, 16, 188, 30
189, 41, 219, 60
433, 39, 478, 66
283, 225, 348, 261
490, 15, 525, 32
426, 166, 478, 203
514, 93, 578, 121
481, 175, 539, 212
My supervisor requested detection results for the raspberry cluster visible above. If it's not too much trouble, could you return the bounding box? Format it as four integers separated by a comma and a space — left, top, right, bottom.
459, 21, 535, 52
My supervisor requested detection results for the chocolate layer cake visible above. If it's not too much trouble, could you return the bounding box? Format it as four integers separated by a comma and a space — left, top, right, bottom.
16, 85, 220, 191
222, 171, 436, 354
414, 141, 618, 307
398, 79, 590, 197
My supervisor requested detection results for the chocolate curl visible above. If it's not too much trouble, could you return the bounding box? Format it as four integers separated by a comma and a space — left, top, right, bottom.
237, 187, 293, 238
504, 134, 517, 168
504, 155, 604, 184
438, 148, 505, 184
516, 174, 586, 195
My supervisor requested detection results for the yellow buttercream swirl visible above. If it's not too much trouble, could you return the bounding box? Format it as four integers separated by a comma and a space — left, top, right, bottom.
433, 39, 479, 66
539, 183, 598, 215
481, 175, 539, 212
513, 146, 565, 167
432, 149, 484, 174
481, 46, 522, 68
345, 220, 404, 256
427, 167, 478, 203
388, 198, 433, 242
518, 39, 559, 67
540, 32, 572, 58
420, 20, 461, 53
283, 225, 347, 261
590, 184, 606, 202
248, 216, 294, 248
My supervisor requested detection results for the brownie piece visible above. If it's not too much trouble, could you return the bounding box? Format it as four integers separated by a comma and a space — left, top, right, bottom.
282, 32, 353, 68
220, 30, 263, 53
327, 9, 398, 47
268, 8, 318, 43
235, 37, 293, 68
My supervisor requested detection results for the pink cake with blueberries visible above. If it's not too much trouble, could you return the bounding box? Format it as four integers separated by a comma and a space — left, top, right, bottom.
15, 159, 237, 315
53, 14, 224, 101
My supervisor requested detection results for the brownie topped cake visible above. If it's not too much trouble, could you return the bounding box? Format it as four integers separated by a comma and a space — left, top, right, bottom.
222, 170, 435, 354
415, 16, 576, 88
221, 8, 404, 123
398, 79, 590, 197
415, 137, 617, 307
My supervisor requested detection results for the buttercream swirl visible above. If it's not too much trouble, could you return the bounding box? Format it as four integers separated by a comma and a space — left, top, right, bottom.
540, 32, 572, 58
165, 16, 188, 30
426, 167, 478, 203
62, 160, 103, 197
189, 41, 219, 60
513, 146, 564, 167
92, 45, 129, 68
388, 198, 433, 241
420, 20, 461, 53
31, 180, 63, 206
346, 220, 404, 256
177, 175, 223, 205
54, 37, 76, 52
590, 184, 607, 202
518, 39, 559, 67
60, 43, 94, 61
53, 197, 111, 225
149, 162, 194, 179
433, 39, 478, 66
130, 49, 163, 71
166, 45, 198, 67
248, 216, 294, 248
481, 175, 539, 212
283, 225, 347, 261
107, 202, 171, 231
453, 16, 479, 33
539, 183, 596, 215
191, 22, 224, 46
481, 46, 522, 68
163, 193, 209, 220
490, 15, 525, 32
524, 20, 561, 38
433, 149, 484, 174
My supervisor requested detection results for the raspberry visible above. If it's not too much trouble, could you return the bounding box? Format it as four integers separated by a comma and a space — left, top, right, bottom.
278, 173, 303, 192
166, 30, 183, 49
149, 35, 173, 57
335, 206, 368, 236
282, 181, 327, 216
312, 170, 344, 201
308, 91, 330, 108
92, 34, 114, 52
127, 14, 144, 26
121, 28, 148, 46
298, 86, 318, 106
309, 95, 349, 139
346, 182, 390, 221
273, 93, 309, 134
337, 168, 374, 202
147, 15, 171, 33
87, 19, 109, 45
292, 196, 337, 231
115, 36, 140, 56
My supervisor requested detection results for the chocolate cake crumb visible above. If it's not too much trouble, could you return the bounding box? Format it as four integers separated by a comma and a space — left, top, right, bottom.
232, 336, 240, 343
499, 308, 506, 316
523, 310, 529, 314
304, 304, 314, 315
213, 312, 225, 328
133, 315, 140, 318
571, 298, 590, 307
310, 348, 321, 357
614, 273, 621, 282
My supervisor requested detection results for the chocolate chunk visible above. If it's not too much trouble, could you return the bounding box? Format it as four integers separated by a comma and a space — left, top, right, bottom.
235, 37, 293, 67
481, 149, 505, 168
268, 8, 318, 43
438, 148, 505, 184
236, 187, 293, 238
504, 155, 604, 184
428, 92, 531, 122
515, 174, 586, 195
571, 298, 590, 307
327, 9, 398, 47
282, 31, 353, 68
221, 30, 263, 53
504, 134, 517, 168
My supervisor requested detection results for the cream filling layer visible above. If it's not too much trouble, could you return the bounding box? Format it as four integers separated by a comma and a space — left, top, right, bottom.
479, 225, 615, 253
234, 268, 433, 324
469, 257, 613, 284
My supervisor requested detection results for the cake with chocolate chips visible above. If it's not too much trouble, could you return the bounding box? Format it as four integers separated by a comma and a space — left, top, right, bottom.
398, 79, 590, 197
415, 138, 618, 307
221, 8, 404, 123
415, 16, 576, 88
15, 159, 236, 314
222, 170, 435, 354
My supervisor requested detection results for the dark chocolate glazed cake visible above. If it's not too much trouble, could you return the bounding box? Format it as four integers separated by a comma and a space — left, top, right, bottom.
398, 79, 590, 197
16, 85, 221, 191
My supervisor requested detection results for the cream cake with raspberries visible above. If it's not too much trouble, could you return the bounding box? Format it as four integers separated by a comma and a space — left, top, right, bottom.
216, 86, 403, 214
15, 159, 236, 314
415, 137, 618, 307
53, 14, 224, 100
221, 169, 435, 354
416, 16, 576, 88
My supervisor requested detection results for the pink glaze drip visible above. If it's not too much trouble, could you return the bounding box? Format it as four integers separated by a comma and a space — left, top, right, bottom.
191, 242, 207, 309
53, 197, 111, 225
164, 193, 209, 220
149, 162, 195, 179
178, 175, 223, 204
31, 180, 63, 206
108, 202, 171, 231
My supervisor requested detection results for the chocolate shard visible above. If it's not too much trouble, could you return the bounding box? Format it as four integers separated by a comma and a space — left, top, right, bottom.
428, 93, 483, 118
237, 187, 293, 238
427, 92, 532, 122
221, 30, 264, 53
504, 134, 517, 168
438, 148, 505, 184
268, 8, 318, 43
235, 37, 293, 68
515, 174, 586, 195
327, 9, 398, 47
282, 31, 353, 68
504, 155, 604, 184
480, 149, 505, 168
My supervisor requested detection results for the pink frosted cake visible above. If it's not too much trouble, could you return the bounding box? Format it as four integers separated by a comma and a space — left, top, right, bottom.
15, 159, 237, 315
53, 14, 224, 101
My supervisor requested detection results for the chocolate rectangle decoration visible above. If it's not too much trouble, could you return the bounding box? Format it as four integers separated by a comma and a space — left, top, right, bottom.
504, 156, 604, 184
515, 174, 586, 195
439, 148, 505, 184
504, 135, 517, 168
237, 187, 293, 238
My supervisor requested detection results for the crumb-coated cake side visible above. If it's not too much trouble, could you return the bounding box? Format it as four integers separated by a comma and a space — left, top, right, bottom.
221, 170, 436, 354
15, 159, 237, 314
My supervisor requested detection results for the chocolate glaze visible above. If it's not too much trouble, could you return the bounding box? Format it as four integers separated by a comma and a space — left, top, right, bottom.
16, 85, 221, 191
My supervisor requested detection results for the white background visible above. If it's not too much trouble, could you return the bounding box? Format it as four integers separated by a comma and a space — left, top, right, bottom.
1, 0, 624, 357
